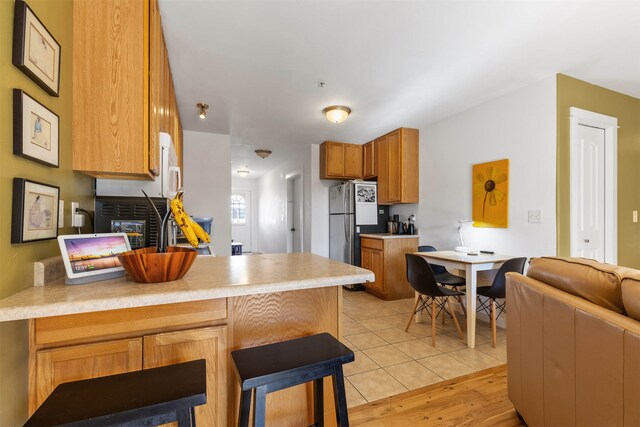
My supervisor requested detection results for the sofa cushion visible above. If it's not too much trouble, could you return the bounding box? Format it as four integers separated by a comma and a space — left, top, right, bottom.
527, 257, 626, 314
622, 273, 640, 321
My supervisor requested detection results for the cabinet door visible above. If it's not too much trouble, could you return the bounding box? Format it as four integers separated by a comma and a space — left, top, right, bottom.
148, 0, 161, 177
363, 141, 376, 178
344, 144, 363, 178
326, 142, 345, 177
370, 249, 385, 293
376, 136, 389, 203
387, 130, 402, 202
144, 326, 228, 427
34, 338, 142, 410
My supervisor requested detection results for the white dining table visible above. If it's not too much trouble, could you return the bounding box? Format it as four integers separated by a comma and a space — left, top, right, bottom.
413, 250, 515, 348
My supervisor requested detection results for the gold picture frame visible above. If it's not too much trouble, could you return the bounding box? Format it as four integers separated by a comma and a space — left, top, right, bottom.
12, 0, 61, 97
472, 159, 509, 228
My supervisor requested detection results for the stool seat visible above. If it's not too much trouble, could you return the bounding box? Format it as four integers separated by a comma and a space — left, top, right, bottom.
25, 359, 207, 427
231, 333, 354, 427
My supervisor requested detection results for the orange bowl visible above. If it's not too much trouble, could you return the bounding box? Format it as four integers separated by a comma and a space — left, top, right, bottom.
117, 246, 197, 283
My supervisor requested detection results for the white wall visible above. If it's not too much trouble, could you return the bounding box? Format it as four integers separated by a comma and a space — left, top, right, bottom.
231, 177, 259, 253
310, 144, 333, 257
257, 148, 312, 254
183, 131, 232, 256
392, 77, 557, 258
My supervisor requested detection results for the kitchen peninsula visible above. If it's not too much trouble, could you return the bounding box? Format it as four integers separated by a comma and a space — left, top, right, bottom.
0, 253, 372, 426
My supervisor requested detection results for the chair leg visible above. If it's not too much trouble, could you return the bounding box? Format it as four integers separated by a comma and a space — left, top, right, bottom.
431, 297, 437, 347
446, 298, 463, 340
332, 365, 349, 427
254, 386, 267, 427
314, 378, 324, 427
490, 298, 497, 348
405, 296, 421, 332
238, 389, 252, 427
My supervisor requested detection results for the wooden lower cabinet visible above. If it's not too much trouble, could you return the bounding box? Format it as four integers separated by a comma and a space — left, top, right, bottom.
144, 326, 228, 427
33, 338, 142, 410
361, 236, 419, 300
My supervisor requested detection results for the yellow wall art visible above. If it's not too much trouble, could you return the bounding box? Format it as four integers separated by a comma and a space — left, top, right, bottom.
472, 159, 509, 228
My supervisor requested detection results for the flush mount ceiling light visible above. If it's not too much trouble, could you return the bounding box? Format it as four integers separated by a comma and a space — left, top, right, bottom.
236, 166, 250, 176
197, 103, 209, 119
322, 105, 351, 124
254, 149, 272, 159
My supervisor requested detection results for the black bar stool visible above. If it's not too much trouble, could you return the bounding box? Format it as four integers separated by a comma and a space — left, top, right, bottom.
24, 359, 207, 427
231, 333, 354, 427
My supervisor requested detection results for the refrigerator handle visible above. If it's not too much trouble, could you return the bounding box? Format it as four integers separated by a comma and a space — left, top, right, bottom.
343, 186, 350, 242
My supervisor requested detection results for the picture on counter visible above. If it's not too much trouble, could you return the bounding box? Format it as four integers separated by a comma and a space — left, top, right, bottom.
12, 0, 61, 96
472, 158, 509, 228
13, 89, 59, 167
11, 178, 59, 243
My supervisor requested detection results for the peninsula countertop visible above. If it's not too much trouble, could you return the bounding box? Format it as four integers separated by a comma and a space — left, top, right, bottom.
0, 253, 373, 322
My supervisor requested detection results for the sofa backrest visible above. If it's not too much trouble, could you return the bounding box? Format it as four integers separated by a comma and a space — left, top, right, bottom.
527, 257, 630, 314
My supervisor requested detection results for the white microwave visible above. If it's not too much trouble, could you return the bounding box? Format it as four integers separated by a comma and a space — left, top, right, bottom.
96, 132, 181, 198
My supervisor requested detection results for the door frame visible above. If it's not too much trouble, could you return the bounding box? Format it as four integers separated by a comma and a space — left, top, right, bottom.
285, 169, 304, 253
569, 107, 617, 264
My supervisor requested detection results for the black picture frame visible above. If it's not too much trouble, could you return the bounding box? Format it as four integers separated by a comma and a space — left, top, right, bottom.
12, 0, 61, 97
11, 178, 60, 244
13, 89, 60, 167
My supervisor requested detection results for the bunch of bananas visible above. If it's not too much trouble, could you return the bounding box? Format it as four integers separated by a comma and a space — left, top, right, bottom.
170, 191, 211, 248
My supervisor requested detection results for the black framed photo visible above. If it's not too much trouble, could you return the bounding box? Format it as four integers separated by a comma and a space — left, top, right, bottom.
13, 89, 59, 167
12, 0, 61, 97
12, 178, 60, 244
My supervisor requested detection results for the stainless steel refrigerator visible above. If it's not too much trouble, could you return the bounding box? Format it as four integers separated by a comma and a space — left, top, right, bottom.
329, 182, 389, 269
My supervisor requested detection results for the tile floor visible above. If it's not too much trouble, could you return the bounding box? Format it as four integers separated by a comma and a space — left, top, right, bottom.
341, 289, 507, 407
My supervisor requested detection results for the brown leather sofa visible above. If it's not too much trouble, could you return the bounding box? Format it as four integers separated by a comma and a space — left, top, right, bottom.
506, 257, 640, 427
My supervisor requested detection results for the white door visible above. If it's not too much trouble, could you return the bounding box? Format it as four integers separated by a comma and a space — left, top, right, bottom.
231, 191, 252, 252
286, 173, 303, 253
572, 125, 605, 260
570, 107, 617, 264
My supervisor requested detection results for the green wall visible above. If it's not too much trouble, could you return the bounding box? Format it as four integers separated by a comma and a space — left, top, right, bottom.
557, 74, 640, 268
0, 0, 93, 424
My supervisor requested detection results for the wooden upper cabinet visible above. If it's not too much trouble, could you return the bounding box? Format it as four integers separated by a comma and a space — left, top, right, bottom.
319, 141, 363, 180
377, 128, 419, 204
363, 141, 376, 179
72, 0, 182, 179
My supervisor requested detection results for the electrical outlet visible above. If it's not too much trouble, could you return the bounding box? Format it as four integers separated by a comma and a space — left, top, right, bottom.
634, 210, 638, 223
58, 200, 64, 228
70, 202, 80, 227
528, 210, 542, 223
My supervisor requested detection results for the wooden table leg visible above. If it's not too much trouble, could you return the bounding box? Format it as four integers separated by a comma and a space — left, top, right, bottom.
414, 291, 422, 324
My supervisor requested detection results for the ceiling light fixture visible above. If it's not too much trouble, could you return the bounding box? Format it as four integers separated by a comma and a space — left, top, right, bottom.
254, 149, 272, 159
197, 102, 209, 119
236, 166, 250, 176
322, 105, 351, 124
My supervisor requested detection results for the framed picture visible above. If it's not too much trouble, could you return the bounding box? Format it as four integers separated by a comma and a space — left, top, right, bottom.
12, 0, 61, 97
472, 159, 509, 228
13, 89, 59, 167
12, 178, 60, 243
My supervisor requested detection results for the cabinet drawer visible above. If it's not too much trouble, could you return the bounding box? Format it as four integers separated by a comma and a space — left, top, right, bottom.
35, 299, 227, 346
361, 238, 383, 251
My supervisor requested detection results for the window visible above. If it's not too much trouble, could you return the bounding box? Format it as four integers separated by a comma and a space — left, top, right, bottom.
231, 194, 246, 224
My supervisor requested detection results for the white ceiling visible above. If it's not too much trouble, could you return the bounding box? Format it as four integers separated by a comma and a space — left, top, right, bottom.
159, 0, 640, 178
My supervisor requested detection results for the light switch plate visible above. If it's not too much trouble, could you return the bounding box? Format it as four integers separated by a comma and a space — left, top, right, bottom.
528, 210, 542, 223
634, 210, 638, 223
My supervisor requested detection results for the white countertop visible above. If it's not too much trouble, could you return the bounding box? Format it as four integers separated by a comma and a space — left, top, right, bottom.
360, 233, 420, 239
0, 253, 373, 322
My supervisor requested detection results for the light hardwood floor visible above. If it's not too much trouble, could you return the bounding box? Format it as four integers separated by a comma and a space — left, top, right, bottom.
350, 364, 523, 426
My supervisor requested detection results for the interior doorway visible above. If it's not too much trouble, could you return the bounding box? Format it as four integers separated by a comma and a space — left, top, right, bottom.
286, 171, 303, 253
231, 190, 253, 253
569, 107, 617, 264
